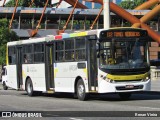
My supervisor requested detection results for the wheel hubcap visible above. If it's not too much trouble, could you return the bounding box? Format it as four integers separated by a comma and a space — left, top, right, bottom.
27, 83, 32, 93
78, 84, 84, 97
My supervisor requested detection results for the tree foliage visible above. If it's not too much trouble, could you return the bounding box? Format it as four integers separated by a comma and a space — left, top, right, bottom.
119, 0, 147, 9
5, 0, 52, 7
0, 19, 19, 65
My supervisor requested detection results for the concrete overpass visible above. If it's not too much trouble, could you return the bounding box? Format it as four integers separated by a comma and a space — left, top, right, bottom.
0, 7, 159, 39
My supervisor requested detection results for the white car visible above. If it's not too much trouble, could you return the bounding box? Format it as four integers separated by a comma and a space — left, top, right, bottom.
1, 66, 8, 90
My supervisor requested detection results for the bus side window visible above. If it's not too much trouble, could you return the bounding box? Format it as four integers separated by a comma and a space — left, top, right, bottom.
24, 54, 28, 63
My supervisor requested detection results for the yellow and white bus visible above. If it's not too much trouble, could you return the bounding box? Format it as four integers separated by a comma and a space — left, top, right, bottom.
6, 28, 150, 100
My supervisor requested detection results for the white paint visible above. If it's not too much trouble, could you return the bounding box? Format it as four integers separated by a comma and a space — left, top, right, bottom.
103, 0, 110, 29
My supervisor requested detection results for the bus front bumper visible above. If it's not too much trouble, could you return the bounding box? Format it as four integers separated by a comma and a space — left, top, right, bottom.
98, 79, 151, 93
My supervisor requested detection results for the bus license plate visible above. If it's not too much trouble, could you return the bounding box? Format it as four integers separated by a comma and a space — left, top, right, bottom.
125, 85, 134, 89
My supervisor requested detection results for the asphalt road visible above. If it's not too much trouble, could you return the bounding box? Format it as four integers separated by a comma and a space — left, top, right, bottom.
0, 80, 160, 120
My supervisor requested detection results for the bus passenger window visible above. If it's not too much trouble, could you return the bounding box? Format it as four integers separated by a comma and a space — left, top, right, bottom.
24, 54, 28, 63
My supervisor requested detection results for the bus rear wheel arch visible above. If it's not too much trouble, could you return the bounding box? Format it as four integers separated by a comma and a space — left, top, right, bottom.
76, 79, 89, 101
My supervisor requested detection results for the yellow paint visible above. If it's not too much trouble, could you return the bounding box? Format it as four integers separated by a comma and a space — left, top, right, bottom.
89, 91, 98, 93
77, 32, 87, 36
6, 46, 8, 65
83, 68, 88, 78
70, 32, 87, 37
50, 48, 52, 64
47, 90, 54, 93
54, 68, 58, 77
107, 72, 148, 80
70, 33, 77, 37
22, 70, 26, 78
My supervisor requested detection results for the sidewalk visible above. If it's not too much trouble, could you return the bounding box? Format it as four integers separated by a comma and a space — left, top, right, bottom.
150, 66, 160, 91
151, 79, 160, 91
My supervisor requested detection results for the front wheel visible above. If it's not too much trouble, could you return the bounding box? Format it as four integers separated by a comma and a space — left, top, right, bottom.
119, 92, 132, 100
76, 79, 89, 101
3, 82, 8, 90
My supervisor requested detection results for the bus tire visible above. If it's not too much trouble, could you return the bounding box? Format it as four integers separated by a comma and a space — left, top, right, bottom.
119, 92, 131, 100
76, 79, 88, 101
3, 82, 8, 90
26, 78, 36, 96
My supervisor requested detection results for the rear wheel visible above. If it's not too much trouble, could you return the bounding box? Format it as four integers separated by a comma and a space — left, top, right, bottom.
76, 79, 89, 101
26, 78, 36, 96
3, 82, 8, 90
119, 92, 132, 100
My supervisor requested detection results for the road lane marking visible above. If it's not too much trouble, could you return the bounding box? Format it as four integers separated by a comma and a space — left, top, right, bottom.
139, 106, 160, 110
70, 118, 84, 120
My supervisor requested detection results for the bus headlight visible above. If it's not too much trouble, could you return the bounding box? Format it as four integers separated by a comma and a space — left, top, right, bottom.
106, 79, 115, 83
109, 79, 115, 83
142, 77, 150, 82
100, 74, 115, 83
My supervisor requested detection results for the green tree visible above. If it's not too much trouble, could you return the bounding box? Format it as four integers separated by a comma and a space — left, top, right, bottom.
0, 18, 19, 65
119, 0, 147, 9
5, 0, 52, 7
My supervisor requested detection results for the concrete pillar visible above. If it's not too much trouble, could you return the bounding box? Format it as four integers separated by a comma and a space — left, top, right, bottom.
84, 16, 87, 30
103, 0, 110, 29
18, 15, 21, 29
45, 16, 47, 29
32, 15, 35, 29
71, 15, 74, 30
58, 15, 61, 30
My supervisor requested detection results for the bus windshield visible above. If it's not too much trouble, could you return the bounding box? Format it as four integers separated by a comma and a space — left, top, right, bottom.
99, 39, 149, 70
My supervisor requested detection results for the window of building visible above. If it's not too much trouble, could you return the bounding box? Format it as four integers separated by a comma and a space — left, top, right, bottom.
85, 2, 92, 8
94, 3, 101, 9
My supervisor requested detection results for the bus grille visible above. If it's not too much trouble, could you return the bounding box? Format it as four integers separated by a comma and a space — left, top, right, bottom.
114, 79, 142, 83
116, 85, 143, 91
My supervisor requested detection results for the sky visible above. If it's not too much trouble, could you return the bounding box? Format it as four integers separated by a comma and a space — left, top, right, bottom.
0, 0, 10, 6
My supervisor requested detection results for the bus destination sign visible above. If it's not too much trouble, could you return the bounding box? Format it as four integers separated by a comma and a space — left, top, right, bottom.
106, 31, 140, 38
100, 29, 147, 40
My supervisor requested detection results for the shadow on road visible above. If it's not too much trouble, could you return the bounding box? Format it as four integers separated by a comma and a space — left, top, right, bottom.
89, 91, 160, 102
20, 91, 160, 102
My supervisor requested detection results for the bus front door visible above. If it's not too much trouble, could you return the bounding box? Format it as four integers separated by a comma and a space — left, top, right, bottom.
16, 47, 23, 89
87, 39, 98, 91
45, 44, 54, 91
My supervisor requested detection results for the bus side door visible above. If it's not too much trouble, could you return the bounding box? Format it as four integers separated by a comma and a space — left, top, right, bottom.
45, 44, 54, 90
87, 36, 98, 91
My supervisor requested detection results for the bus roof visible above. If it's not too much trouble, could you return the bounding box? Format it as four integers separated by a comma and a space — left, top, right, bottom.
7, 27, 146, 46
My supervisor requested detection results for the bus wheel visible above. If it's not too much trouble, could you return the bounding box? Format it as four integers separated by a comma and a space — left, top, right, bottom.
118, 92, 131, 100
3, 82, 8, 90
26, 78, 35, 96
76, 79, 88, 101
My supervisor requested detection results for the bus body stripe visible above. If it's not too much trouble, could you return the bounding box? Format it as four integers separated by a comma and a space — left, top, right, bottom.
107, 73, 148, 80
54, 68, 58, 77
